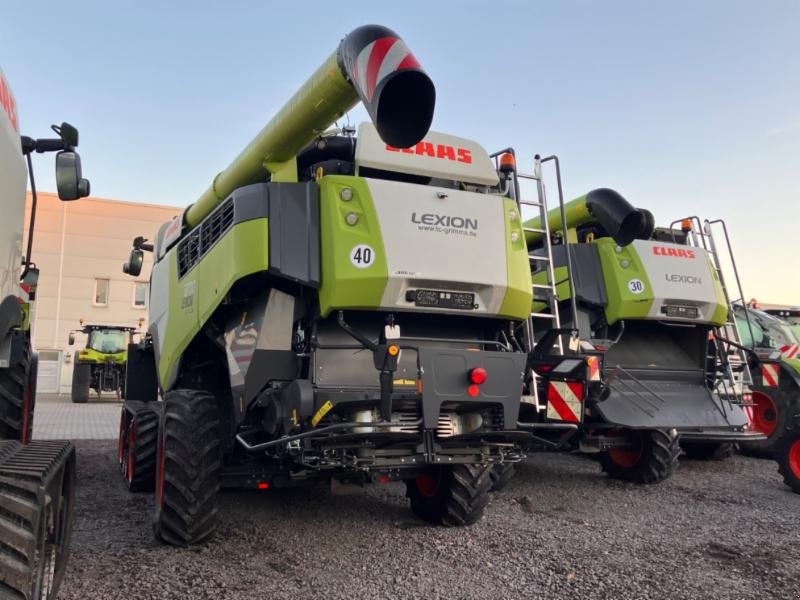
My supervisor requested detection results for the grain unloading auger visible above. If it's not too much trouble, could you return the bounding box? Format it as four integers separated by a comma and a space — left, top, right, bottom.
122, 25, 535, 545
504, 162, 764, 483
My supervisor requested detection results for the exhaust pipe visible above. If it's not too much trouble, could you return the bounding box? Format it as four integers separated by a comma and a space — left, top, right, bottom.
185, 24, 435, 229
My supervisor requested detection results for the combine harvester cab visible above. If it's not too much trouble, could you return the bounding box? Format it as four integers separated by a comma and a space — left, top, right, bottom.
733, 305, 800, 458
120, 25, 534, 544
67, 322, 139, 402
508, 159, 762, 484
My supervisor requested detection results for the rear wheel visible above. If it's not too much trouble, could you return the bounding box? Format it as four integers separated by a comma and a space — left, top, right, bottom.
777, 432, 800, 494
681, 442, 734, 461
406, 464, 492, 526
154, 389, 222, 546
489, 462, 516, 491
70, 363, 91, 404
599, 429, 680, 484
119, 401, 160, 492
0, 341, 32, 442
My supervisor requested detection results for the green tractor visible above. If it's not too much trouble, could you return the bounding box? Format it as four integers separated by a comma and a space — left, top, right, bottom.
733, 306, 800, 458
68, 323, 138, 402
119, 25, 535, 544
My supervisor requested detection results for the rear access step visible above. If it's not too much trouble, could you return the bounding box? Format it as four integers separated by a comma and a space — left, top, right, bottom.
0, 440, 76, 600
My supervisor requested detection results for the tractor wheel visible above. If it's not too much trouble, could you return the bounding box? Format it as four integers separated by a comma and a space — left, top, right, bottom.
777, 431, 800, 494
154, 389, 222, 546
71, 363, 91, 404
489, 462, 516, 491
681, 442, 734, 461
599, 429, 680, 484
406, 464, 492, 526
0, 341, 32, 442
120, 401, 160, 492
740, 390, 795, 458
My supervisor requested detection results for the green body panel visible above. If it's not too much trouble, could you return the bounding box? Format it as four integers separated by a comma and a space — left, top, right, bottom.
157, 218, 269, 390
186, 53, 356, 228
783, 358, 800, 377
708, 256, 729, 326
594, 239, 654, 324
75, 347, 126, 365
499, 198, 534, 320
318, 175, 389, 316
523, 194, 590, 245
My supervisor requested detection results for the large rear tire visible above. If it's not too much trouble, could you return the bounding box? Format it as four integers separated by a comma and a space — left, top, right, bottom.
70, 363, 91, 404
777, 431, 800, 494
153, 389, 222, 546
681, 442, 734, 461
599, 429, 680, 484
119, 401, 160, 492
406, 464, 492, 526
0, 341, 32, 442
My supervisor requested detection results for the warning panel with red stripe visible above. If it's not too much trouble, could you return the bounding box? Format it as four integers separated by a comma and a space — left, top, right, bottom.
546, 381, 584, 423
761, 363, 779, 388
780, 344, 799, 360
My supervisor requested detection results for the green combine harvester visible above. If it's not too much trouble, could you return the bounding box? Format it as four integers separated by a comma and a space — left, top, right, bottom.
120, 24, 536, 545
68, 323, 137, 402
508, 183, 763, 481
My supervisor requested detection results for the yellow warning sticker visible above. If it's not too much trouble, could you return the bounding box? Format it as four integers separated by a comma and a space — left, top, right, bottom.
311, 400, 334, 427
393, 378, 417, 386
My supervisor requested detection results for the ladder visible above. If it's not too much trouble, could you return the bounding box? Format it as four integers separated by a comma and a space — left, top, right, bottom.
671, 217, 753, 402
491, 151, 577, 411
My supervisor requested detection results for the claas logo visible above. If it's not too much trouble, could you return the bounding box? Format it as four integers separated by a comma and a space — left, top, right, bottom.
385, 142, 472, 164
0, 74, 18, 132
652, 246, 696, 259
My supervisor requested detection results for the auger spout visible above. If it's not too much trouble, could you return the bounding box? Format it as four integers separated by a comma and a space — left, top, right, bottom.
184, 24, 435, 229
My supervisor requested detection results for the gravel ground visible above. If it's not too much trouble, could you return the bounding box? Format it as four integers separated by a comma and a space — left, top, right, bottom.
60, 442, 800, 600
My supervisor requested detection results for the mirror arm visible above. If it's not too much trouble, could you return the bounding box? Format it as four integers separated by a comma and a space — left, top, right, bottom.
21, 152, 38, 280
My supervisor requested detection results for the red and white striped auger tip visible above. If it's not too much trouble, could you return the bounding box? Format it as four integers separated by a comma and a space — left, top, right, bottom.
337, 25, 435, 149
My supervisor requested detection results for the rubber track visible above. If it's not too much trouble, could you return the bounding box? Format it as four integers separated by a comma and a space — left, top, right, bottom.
125, 403, 160, 492
0, 344, 30, 440
0, 440, 74, 599
155, 390, 222, 547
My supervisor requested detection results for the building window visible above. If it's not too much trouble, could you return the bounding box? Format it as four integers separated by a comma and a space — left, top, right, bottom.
93, 279, 110, 306
133, 282, 148, 309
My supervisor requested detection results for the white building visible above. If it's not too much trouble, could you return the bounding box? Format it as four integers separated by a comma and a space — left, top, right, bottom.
24, 191, 179, 393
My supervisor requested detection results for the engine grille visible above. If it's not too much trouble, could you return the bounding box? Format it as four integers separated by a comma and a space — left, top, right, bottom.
177, 197, 235, 278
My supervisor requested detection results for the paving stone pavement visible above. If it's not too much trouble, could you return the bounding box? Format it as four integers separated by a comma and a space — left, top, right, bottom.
33, 393, 121, 440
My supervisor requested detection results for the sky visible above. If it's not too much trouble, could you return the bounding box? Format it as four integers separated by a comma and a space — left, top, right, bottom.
3, 0, 799, 303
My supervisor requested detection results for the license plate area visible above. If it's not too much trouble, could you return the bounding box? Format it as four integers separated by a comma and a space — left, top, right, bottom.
409, 289, 476, 310
661, 305, 699, 319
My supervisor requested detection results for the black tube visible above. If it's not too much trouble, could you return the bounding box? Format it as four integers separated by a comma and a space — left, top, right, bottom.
337, 25, 435, 148
585, 188, 645, 247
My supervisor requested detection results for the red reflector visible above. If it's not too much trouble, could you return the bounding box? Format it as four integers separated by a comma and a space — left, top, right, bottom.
377, 474, 391, 485
469, 367, 487, 385
257, 482, 269, 490
533, 364, 553, 375
467, 384, 480, 397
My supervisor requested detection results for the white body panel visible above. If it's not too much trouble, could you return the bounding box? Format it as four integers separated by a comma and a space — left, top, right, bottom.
633, 240, 722, 322
366, 178, 508, 315
0, 67, 26, 302
356, 122, 499, 186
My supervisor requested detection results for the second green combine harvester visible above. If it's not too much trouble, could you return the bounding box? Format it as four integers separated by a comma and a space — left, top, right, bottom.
120, 25, 537, 545
508, 170, 762, 482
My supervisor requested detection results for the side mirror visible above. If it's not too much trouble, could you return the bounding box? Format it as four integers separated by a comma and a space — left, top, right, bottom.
57, 122, 79, 148
55, 151, 91, 200
123, 248, 144, 277
22, 266, 39, 301
68, 332, 75, 345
